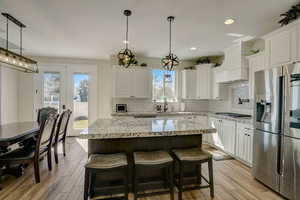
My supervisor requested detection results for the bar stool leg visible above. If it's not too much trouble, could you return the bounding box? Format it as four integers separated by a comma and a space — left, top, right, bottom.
124, 167, 129, 200
133, 166, 138, 200
169, 164, 174, 200
196, 164, 202, 185
84, 169, 90, 200
178, 162, 184, 200
208, 159, 214, 198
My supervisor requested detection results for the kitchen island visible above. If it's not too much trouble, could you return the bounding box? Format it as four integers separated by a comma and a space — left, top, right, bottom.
79, 117, 216, 195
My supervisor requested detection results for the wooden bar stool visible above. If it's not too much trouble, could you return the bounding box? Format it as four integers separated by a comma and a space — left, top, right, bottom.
172, 148, 214, 200
84, 153, 129, 200
133, 151, 174, 200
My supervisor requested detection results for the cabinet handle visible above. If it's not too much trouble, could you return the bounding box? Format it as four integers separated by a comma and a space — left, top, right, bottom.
245, 128, 254, 130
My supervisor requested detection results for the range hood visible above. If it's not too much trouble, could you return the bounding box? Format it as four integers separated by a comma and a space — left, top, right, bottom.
215, 42, 251, 83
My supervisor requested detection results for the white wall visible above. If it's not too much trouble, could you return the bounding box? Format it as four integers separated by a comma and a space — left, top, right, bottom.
0, 65, 20, 124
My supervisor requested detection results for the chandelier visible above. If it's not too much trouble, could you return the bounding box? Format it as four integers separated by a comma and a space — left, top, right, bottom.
161, 16, 179, 71
0, 13, 38, 73
117, 10, 137, 68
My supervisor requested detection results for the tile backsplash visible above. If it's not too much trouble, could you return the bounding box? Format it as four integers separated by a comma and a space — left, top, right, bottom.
231, 82, 252, 110
111, 82, 253, 115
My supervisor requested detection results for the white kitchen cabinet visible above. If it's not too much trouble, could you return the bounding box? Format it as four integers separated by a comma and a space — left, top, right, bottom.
267, 30, 292, 67
197, 64, 212, 99
208, 117, 236, 155
247, 52, 265, 100
181, 64, 215, 100
222, 119, 236, 155
296, 25, 300, 62
236, 123, 254, 166
211, 68, 228, 100
114, 68, 134, 98
208, 117, 223, 148
114, 67, 152, 98
181, 70, 198, 99
133, 69, 152, 98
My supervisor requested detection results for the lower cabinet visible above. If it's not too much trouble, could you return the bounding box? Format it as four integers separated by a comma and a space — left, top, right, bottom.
236, 122, 254, 166
207, 118, 254, 166
207, 117, 236, 155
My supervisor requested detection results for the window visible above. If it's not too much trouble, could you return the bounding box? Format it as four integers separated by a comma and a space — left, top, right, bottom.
43, 72, 61, 111
152, 69, 177, 102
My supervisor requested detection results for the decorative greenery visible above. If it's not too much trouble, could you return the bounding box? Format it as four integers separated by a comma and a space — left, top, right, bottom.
196, 57, 210, 65
140, 63, 148, 67
250, 49, 260, 54
279, 3, 300, 26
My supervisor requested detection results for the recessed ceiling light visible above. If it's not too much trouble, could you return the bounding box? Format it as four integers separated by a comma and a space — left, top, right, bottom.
123, 40, 129, 44
227, 33, 244, 37
224, 18, 235, 25
190, 47, 197, 51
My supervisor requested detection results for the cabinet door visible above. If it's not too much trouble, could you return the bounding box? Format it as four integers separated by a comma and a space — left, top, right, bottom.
209, 117, 221, 147
114, 68, 134, 97
222, 119, 236, 155
197, 65, 211, 99
182, 70, 197, 99
269, 30, 291, 66
248, 54, 265, 99
247, 128, 254, 165
134, 69, 152, 98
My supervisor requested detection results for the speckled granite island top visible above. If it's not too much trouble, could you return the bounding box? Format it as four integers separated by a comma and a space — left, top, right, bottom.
79, 118, 216, 139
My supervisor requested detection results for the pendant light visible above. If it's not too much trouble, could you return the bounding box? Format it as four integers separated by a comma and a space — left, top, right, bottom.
117, 10, 137, 68
161, 16, 179, 71
0, 13, 38, 73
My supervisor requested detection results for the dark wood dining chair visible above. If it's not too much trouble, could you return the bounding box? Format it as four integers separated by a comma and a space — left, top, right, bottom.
37, 107, 58, 125
0, 114, 59, 183
54, 109, 72, 164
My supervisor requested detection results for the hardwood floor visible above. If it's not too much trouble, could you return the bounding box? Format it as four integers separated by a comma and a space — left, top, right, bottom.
0, 138, 284, 200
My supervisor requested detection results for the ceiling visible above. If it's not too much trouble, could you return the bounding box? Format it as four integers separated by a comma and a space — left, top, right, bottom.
0, 0, 298, 60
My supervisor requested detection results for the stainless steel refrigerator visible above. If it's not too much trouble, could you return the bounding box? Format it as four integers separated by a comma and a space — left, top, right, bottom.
253, 63, 300, 200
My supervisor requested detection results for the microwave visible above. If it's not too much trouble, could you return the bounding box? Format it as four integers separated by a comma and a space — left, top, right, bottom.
116, 104, 127, 113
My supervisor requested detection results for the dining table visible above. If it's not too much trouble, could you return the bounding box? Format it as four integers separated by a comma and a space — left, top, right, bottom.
0, 121, 40, 180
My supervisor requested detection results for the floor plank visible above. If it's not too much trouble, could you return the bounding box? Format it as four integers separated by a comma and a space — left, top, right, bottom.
0, 138, 285, 200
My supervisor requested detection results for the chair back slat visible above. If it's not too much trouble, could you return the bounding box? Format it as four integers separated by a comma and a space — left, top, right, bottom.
37, 107, 58, 125
55, 110, 72, 142
36, 114, 59, 155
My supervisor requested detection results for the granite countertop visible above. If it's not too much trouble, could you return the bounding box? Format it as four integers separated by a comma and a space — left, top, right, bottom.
79, 118, 216, 139
111, 111, 253, 124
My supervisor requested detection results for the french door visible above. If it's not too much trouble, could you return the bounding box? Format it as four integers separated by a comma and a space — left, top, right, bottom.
34, 64, 98, 136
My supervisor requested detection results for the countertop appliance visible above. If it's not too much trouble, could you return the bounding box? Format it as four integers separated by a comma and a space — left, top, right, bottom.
253, 63, 300, 200
116, 104, 127, 113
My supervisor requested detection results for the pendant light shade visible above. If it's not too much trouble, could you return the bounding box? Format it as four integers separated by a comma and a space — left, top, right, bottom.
0, 13, 38, 73
117, 10, 137, 68
161, 16, 179, 71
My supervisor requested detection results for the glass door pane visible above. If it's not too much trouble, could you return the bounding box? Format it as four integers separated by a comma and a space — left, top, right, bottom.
73, 73, 89, 130
43, 72, 61, 112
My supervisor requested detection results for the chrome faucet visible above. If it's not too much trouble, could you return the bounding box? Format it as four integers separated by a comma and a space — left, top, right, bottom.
163, 99, 168, 112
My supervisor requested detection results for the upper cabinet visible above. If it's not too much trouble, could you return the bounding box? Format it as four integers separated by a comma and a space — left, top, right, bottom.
181, 70, 198, 99
265, 30, 292, 67
113, 67, 152, 98
197, 64, 212, 99
216, 42, 251, 83
247, 52, 265, 100
263, 19, 300, 67
182, 64, 227, 100
211, 68, 228, 100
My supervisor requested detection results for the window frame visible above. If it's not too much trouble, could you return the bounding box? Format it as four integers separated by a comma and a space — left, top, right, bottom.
152, 69, 179, 102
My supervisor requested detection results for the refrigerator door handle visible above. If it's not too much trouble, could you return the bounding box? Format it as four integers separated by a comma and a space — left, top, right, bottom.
277, 75, 285, 176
